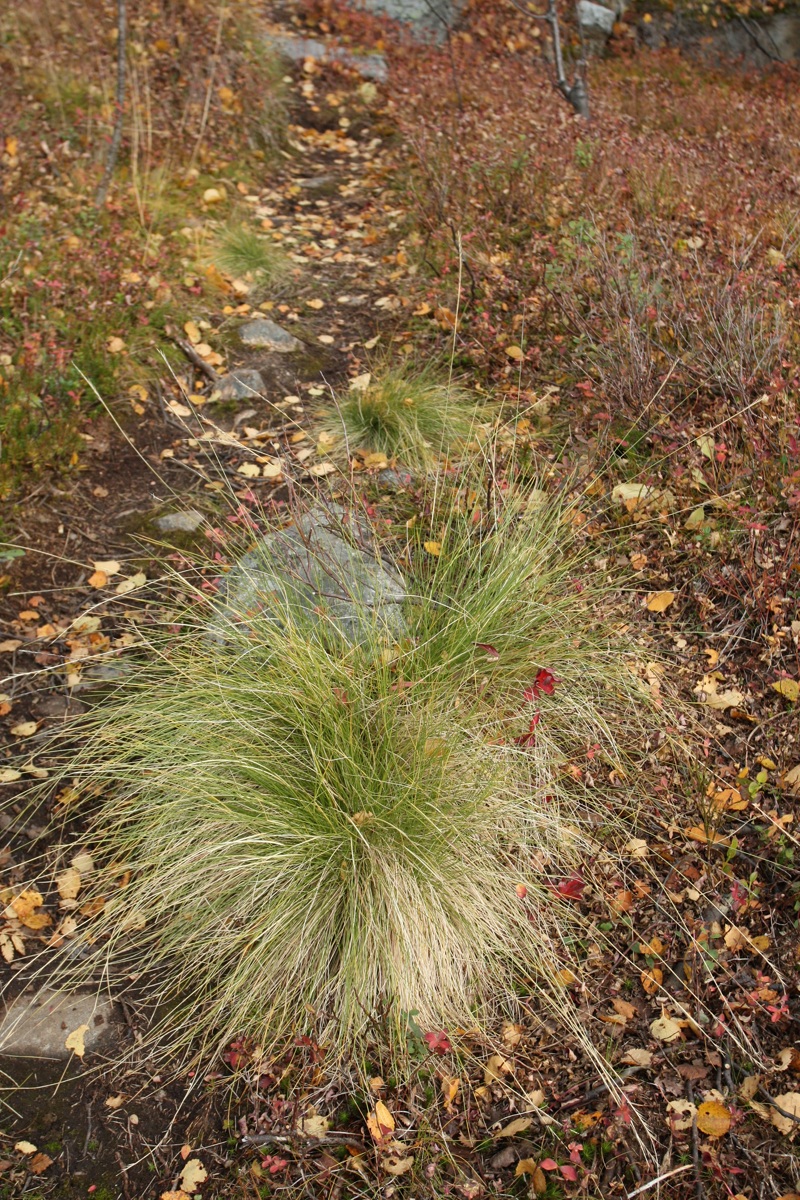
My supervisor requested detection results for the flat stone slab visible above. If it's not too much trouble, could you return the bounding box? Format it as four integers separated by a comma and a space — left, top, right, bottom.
212, 368, 266, 401
0, 989, 117, 1059
216, 506, 407, 645
265, 33, 388, 81
239, 318, 302, 353
155, 509, 205, 534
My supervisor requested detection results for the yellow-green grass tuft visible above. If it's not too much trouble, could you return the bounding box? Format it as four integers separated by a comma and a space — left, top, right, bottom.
319, 367, 483, 473
208, 222, 288, 289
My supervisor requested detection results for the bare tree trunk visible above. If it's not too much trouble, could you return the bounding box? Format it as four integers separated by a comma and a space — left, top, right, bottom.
508, 0, 590, 118
95, 0, 127, 208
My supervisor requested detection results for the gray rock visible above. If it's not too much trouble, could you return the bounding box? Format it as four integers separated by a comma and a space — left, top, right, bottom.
155, 509, 205, 534
378, 467, 415, 492
0, 988, 117, 1059
578, 0, 615, 35
238, 318, 302, 353
213, 369, 266, 401
357, 0, 462, 38
298, 174, 340, 193
265, 34, 389, 81
216, 507, 406, 645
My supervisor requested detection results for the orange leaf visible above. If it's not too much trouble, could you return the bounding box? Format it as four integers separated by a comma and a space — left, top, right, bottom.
641, 966, 663, 995
366, 1100, 394, 1143
696, 1099, 731, 1137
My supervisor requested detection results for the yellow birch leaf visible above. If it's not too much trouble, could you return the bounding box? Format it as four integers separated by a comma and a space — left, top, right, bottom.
696, 1100, 731, 1137
65, 1023, 89, 1058
646, 591, 675, 613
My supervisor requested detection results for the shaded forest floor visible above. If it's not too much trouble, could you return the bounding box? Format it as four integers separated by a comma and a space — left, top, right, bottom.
0, 0, 799, 1196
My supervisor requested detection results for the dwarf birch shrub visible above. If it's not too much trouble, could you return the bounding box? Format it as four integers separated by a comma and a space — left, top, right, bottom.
31, 480, 672, 1064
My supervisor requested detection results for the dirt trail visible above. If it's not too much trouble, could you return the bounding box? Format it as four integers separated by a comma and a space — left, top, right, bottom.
0, 16, 405, 1193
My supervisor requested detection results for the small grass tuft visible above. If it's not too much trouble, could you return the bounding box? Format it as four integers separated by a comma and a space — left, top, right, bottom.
209, 223, 288, 290
319, 367, 483, 473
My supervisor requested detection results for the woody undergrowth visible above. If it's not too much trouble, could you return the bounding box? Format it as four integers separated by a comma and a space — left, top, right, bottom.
0, 0, 288, 505
13, 456, 700, 1084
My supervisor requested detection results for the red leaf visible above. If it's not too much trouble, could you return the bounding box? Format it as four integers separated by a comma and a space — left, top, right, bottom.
424, 1030, 452, 1055
524, 668, 560, 703
476, 642, 499, 659
514, 712, 541, 747
549, 874, 584, 900
560, 1164, 578, 1181
540, 1159, 559, 1171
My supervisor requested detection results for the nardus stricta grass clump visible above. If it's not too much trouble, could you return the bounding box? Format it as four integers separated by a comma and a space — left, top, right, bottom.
23, 477, 678, 1066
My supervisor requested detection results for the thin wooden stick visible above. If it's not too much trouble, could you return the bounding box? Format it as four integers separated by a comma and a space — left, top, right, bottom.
95, 0, 127, 207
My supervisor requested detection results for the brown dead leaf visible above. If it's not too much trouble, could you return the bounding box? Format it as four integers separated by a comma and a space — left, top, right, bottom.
29, 1152, 53, 1175
666, 1098, 697, 1132
56, 868, 81, 901
686, 826, 730, 846
10, 721, 37, 738
651, 1012, 682, 1043
622, 1048, 653, 1068
484, 1053, 512, 1083
382, 1151, 414, 1176
494, 1116, 532, 1139
777, 1048, 800, 1073
694, 673, 745, 711
441, 1075, 459, 1110
612, 998, 637, 1022
298, 1114, 331, 1138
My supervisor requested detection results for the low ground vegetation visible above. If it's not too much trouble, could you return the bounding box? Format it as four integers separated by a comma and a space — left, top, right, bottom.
0, 0, 799, 1197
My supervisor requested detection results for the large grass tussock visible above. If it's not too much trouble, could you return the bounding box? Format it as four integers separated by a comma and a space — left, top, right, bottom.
38, 482, 670, 1063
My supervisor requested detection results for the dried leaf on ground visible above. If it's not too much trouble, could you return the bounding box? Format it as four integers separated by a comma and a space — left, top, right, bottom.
651, 1012, 682, 1043
769, 1093, 800, 1135
696, 1100, 731, 1137
646, 591, 675, 613
65, 1024, 89, 1058
366, 1100, 394, 1142
179, 1159, 208, 1193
